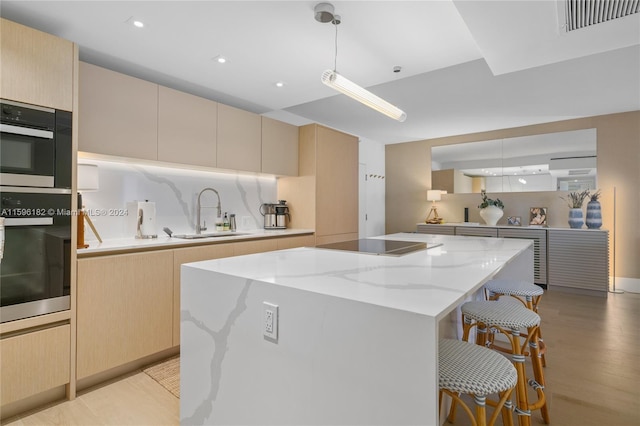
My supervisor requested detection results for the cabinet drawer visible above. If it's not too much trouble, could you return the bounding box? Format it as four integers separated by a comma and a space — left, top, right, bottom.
416, 224, 455, 235
1, 324, 70, 405
455, 227, 498, 237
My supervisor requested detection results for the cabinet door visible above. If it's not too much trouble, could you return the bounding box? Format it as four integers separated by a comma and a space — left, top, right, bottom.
233, 239, 278, 256
455, 227, 498, 237
217, 103, 261, 172
172, 244, 235, 345
78, 62, 158, 160
498, 228, 548, 285
1, 324, 70, 405
0, 18, 74, 111
261, 117, 298, 176
548, 229, 609, 294
276, 234, 315, 250
416, 224, 455, 235
315, 126, 358, 238
158, 86, 217, 167
76, 251, 173, 379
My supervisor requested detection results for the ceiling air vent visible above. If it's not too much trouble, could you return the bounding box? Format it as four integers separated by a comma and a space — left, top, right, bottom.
562, 0, 639, 32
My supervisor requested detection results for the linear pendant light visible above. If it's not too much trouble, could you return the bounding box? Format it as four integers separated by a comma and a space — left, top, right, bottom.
315, 2, 407, 122
321, 70, 407, 122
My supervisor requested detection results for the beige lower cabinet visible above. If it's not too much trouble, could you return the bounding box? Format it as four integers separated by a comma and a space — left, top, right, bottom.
276, 234, 315, 250
172, 244, 235, 345
1, 324, 70, 406
76, 251, 173, 379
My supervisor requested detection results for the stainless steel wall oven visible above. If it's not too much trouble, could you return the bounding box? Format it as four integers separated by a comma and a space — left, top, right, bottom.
0, 99, 72, 323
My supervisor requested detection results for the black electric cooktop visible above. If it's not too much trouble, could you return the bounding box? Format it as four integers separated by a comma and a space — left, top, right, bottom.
315, 239, 428, 256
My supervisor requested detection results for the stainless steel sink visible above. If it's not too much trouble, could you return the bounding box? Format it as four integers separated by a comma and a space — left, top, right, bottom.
172, 232, 249, 239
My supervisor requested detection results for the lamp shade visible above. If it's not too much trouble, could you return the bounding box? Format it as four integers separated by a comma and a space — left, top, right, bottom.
427, 190, 441, 202
78, 163, 99, 191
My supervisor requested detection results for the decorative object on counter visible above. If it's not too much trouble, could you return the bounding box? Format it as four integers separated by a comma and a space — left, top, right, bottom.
425, 190, 444, 224
507, 216, 521, 226
560, 189, 590, 228
128, 200, 158, 239
478, 190, 504, 226
77, 163, 102, 248
586, 190, 603, 229
529, 207, 547, 226
316, 3, 407, 122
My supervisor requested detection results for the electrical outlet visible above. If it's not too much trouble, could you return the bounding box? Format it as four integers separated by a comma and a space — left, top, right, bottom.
263, 302, 278, 341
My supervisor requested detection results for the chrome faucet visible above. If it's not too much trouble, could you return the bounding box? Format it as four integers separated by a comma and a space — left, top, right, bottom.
196, 187, 222, 234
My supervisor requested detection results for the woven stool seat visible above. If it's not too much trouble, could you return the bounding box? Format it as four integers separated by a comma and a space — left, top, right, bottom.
440, 339, 517, 395
485, 279, 543, 298
462, 300, 540, 330
439, 339, 516, 426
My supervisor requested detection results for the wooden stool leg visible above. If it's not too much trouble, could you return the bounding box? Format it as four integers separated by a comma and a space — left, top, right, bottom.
509, 329, 532, 426
528, 326, 550, 424
474, 395, 487, 426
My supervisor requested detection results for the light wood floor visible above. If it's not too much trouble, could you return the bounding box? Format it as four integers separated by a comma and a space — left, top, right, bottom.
3, 290, 639, 426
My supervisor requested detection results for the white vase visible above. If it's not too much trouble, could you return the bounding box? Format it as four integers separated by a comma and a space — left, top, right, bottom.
480, 206, 504, 226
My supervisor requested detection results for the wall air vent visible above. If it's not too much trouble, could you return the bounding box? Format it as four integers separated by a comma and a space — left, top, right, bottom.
568, 169, 592, 175
562, 0, 639, 32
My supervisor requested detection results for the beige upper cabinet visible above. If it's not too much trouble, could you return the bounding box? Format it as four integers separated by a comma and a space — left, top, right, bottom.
0, 18, 74, 111
261, 117, 298, 176
78, 62, 158, 160
158, 86, 218, 167
217, 103, 261, 172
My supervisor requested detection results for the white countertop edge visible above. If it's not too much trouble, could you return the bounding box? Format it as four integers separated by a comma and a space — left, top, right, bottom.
418, 222, 608, 231
78, 228, 315, 256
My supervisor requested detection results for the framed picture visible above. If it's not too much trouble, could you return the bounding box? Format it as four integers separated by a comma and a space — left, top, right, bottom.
529, 207, 547, 226
507, 216, 521, 226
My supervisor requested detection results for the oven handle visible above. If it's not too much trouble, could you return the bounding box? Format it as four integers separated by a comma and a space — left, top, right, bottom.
0, 123, 54, 139
3, 217, 53, 226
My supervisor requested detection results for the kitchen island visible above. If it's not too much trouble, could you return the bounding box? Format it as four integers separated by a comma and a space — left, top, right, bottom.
180, 233, 533, 425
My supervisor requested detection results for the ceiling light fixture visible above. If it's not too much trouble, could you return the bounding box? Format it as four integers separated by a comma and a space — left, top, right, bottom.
133, 20, 144, 28
316, 3, 406, 122
518, 178, 527, 184
275, 81, 284, 88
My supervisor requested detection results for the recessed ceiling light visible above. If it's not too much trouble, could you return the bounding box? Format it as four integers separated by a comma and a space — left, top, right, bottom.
212, 55, 227, 64
275, 81, 284, 88
133, 20, 144, 28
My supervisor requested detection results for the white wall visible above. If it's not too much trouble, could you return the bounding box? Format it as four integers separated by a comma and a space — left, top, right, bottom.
359, 139, 386, 238
78, 159, 277, 241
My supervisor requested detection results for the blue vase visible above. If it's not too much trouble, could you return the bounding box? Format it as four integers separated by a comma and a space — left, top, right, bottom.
586, 200, 602, 229
568, 208, 584, 229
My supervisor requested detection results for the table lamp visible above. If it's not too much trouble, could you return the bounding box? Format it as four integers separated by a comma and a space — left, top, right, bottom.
425, 190, 443, 224
77, 163, 102, 248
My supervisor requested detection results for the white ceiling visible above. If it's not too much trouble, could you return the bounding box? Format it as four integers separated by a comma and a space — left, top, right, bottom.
2, 1, 639, 144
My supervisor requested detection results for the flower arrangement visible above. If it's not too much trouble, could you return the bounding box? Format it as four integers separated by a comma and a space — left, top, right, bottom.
560, 189, 591, 208
478, 190, 504, 210
589, 189, 601, 202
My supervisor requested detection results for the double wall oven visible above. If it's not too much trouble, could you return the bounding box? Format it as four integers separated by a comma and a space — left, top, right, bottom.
0, 99, 72, 323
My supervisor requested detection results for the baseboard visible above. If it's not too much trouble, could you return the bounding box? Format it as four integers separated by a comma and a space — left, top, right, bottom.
611, 277, 640, 294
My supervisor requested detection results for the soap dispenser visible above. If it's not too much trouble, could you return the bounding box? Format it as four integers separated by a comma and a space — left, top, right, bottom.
223, 212, 230, 231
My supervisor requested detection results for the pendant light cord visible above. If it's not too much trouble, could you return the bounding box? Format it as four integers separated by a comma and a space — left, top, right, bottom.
333, 21, 338, 72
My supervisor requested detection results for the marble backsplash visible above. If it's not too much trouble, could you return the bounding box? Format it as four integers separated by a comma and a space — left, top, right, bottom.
79, 159, 277, 241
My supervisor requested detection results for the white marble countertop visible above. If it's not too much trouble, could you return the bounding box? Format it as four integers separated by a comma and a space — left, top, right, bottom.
184, 232, 532, 319
77, 228, 315, 256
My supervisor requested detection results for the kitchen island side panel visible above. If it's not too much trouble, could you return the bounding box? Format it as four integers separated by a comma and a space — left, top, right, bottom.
180, 266, 437, 426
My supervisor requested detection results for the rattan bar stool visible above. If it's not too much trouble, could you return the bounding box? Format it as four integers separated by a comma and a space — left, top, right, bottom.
439, 339, 517, 426
484, 279, 547, 366
460, 301, 549, 426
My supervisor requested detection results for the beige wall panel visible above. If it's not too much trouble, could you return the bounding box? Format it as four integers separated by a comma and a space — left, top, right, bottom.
0, 18, 73, 111
78, 62, 158, 160
432, 169, 455, 194
76, 251, 173, 379
385, 140, 431, 234
385, 111, 640, 280
315, 126, 358, 237
1, 325, 70, 405
276, 175, 316, 230
261, 117, 298, 176
172, 244, 235, 345
158, 86, 217, 167
216, 103, 261, 172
